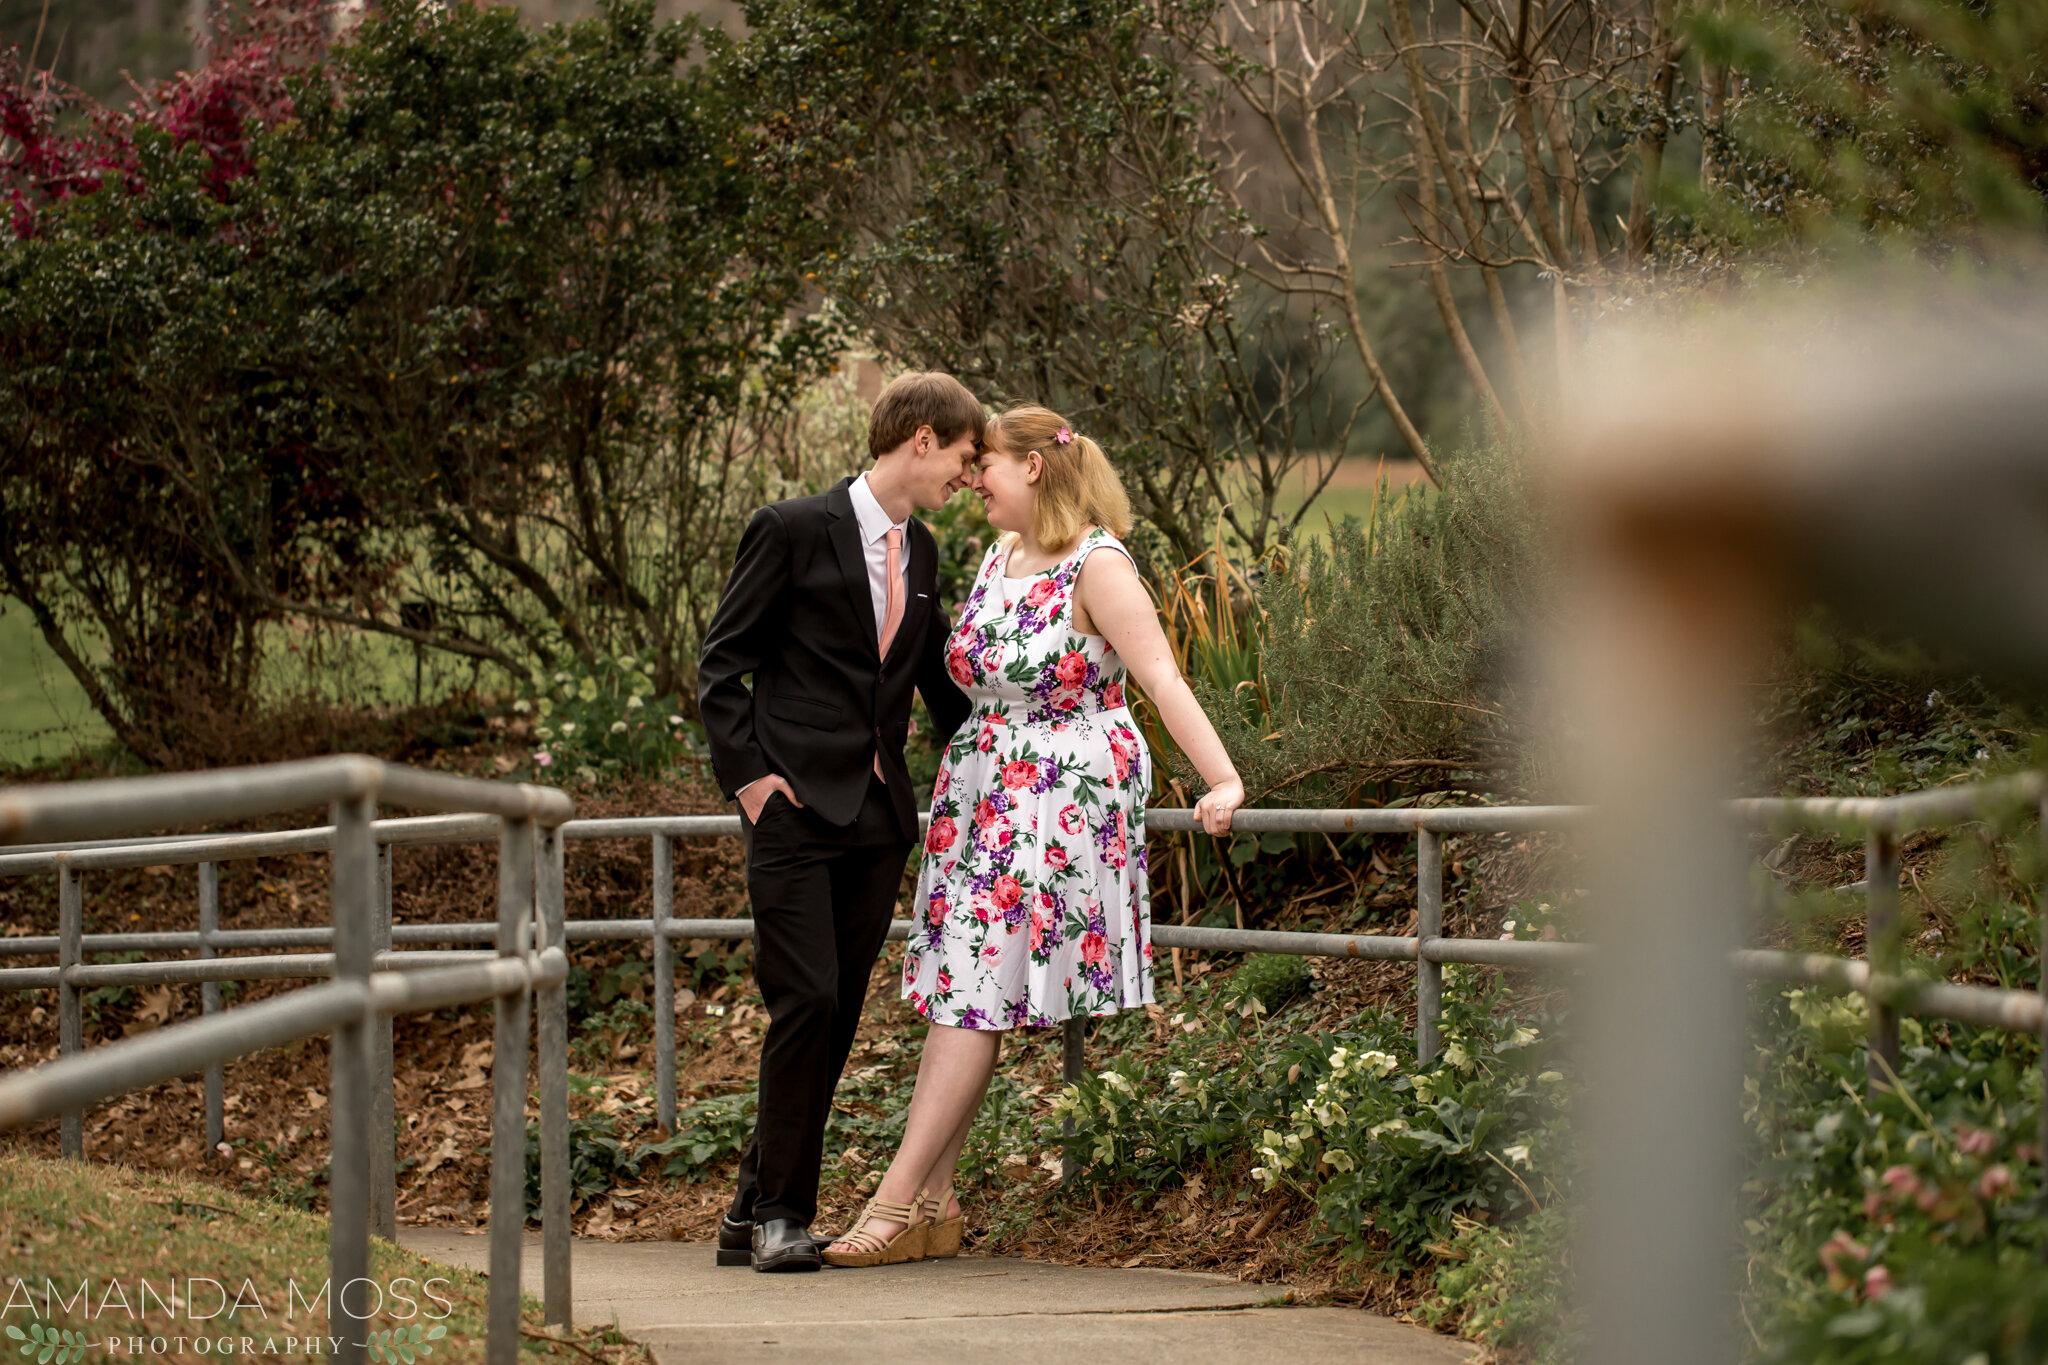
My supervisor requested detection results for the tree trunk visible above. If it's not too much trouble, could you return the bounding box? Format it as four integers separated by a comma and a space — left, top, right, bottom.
1410, 120, 1509, 430
1390, 0, 1531, 418
1625, 0, 1681, 264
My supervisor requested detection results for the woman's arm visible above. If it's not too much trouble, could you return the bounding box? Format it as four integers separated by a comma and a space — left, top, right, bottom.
1074, 549, 1244, 835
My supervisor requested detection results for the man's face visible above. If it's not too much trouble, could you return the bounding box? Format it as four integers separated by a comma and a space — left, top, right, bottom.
911, 425, 984, 509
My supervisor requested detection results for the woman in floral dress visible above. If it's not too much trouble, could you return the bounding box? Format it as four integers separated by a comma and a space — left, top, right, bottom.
824, 405, 1244, 1267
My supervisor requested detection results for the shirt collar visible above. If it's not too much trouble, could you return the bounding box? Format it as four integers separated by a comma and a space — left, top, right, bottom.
849, 472, 907, 545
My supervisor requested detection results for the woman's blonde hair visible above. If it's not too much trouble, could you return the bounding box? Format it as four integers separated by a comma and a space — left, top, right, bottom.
984, 404, 1132, 550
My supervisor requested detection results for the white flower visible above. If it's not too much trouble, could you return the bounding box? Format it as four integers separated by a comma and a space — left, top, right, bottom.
1504, 1144, 1531, 1167
1502, 920, 1517, 932
1511, 1026, 1540, 1048
576, 765, 599, 784
1444, 1041, 1471, 1070
668, 714, 685, 725
1537, 1070, 1564, 1085
560, 722, 576, 734
626, 694, 645, 710
512, 699, 532, 714
536, 726, 556, 741
1359, 1050, 1398, 1077
610, 720, 628, 734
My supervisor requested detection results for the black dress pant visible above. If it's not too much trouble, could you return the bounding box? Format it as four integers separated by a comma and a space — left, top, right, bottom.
730, 772, 913, 1227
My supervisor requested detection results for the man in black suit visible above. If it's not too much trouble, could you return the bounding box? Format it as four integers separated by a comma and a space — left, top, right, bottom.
697, 371, 982, 1271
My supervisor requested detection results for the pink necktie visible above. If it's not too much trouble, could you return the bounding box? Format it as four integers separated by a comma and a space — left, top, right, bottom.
873, 526, 904, 781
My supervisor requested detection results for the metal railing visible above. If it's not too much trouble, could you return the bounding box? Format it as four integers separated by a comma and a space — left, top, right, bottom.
7, 773, 2045, 1204
0, 758, 573, 1365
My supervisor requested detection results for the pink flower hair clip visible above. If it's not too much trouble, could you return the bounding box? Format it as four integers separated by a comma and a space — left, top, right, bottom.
1053, 426, 1073, 445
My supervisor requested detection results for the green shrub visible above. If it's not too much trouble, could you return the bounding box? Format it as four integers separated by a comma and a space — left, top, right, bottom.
1186, 440, 1546, 806
1224, 953, 1313, 1016
641, 1093, 757, 1180
1422, 1203, 1579, 1363
1051, 967, 1567, 1267
508, 651, 706, 785
1744, 985, 2048, 1363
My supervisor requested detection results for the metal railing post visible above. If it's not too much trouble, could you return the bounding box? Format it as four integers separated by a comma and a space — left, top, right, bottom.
1865, 827, 1902, 1098
1059, 1016, 1085, 1184
652, 834, 675, 1134
329, 794, 375, 1365
488, 816, 536, 1365
1416, 829, 1444, 1064
536, 824, 571, 1329
372, 843, 396, 1240
200, 862, 222, 1152
58, 863, 82, 1159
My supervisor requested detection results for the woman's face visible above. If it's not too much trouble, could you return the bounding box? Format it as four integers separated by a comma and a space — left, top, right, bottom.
969, 443, 1040, 535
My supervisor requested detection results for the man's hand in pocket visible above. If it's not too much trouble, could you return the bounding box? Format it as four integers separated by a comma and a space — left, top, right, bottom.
738, 773, 804, 824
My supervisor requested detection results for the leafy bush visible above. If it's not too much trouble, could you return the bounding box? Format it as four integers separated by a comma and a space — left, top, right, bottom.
1421, 1204, 1579, 1363
507, 651, 706, 786
1051, 967, 1566, 1267
520, 1098, 642, 1221
1223, 953, 1313, 1016
1745, 986, 2048, 1363
1178, 440, 1545, 806
641, 1093, 756, 1180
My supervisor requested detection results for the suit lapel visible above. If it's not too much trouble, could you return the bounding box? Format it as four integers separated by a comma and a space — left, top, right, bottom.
825, 481, 879, 657
882, 520, 936, 668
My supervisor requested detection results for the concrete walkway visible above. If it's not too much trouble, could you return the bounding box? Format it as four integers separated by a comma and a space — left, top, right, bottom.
398, 1228, 1474, 1364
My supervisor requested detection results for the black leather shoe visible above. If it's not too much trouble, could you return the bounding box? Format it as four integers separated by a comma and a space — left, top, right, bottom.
717, 1214, 755, 1268
752, 1217, 823, 1272
719, 1213, 834, 1266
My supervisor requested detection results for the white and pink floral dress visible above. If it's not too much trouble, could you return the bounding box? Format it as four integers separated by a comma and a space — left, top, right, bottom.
902, 528, 1153, 1029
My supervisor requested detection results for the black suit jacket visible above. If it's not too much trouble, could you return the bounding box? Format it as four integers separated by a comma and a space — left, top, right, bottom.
697, 477, 974, 830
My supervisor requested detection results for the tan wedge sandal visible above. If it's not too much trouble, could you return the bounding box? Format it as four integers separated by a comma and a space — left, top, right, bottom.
819, 1194, 928, 1268
919, 1186, 963, 1258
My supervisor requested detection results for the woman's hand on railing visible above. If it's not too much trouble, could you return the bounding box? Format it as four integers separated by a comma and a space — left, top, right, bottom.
1193, 776, 1244, 836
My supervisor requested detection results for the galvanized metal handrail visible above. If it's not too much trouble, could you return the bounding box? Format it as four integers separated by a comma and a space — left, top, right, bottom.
0, 757, 574, 1365
6, 773, 2043, 1176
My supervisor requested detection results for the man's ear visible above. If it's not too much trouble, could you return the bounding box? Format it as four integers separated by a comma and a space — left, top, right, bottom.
915, 422, 936, 454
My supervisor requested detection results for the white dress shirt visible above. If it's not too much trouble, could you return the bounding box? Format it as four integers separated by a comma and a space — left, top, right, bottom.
846, 470, 911, 646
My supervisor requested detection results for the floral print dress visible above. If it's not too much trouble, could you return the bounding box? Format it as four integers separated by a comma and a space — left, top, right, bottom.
903, 528, 1153, 1029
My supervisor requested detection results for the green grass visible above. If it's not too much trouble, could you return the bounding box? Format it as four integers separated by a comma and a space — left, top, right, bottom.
0, 1151, 641, 1365
0, 601, 110, 770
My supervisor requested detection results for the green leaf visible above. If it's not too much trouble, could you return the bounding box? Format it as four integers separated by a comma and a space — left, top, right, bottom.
426, 1325, 448, 1342
5, 1328, 25, 1342
38, 1342, 55, 1364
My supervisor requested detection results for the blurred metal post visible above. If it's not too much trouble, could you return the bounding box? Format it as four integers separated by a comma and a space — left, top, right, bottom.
1564, 375, 1768, 1365
58, 864, 81, 1159
329, 794, 375, 1365
536, 823, 571, 1328
200, 862, 223, 1152
652, 833, 676, 1133
371, 842, 397, 1238
1864, 828, 1902, 1097
1415, 829, 1444, 1063
488, 816, 536, 1365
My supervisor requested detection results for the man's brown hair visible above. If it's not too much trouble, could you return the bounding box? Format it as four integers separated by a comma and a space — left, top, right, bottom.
867, 371, 986, 459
